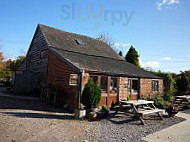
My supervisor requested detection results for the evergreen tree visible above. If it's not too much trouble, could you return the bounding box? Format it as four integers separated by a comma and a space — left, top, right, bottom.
119, 51, 123, 57
125, 46, 140, 67
81, 78, 101, 109
176, 73, 189, 92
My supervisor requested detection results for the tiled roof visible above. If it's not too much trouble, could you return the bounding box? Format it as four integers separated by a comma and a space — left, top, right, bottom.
39, 24, 161, 79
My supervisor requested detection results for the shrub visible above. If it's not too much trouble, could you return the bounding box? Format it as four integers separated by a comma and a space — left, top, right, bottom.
81, 78, 101, 109
163, 92, 174, 102
176, 73, 189, 92
147, 95, 168, 108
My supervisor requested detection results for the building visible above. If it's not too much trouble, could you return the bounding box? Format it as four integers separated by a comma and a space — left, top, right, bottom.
13, 24, 164, 110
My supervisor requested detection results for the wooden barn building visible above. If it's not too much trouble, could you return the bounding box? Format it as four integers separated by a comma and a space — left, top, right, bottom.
13, 24, 164, 110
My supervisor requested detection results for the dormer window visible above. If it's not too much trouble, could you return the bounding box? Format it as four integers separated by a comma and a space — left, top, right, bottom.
76, 39, 85, 45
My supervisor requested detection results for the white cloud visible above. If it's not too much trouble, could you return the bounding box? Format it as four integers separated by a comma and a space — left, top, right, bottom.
157, 0, 180, 10
141, 61, 160, 69
114, 42, 131, 48
188, 54, 190, 57
162, 56, 172, 61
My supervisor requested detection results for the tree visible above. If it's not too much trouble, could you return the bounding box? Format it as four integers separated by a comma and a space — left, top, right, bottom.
176, 73, 189, 92
0, 52, 4, 72
125, 46, 140, 67
96, 33, 118, 52
6, 56, 25, 72
119, 51, 123, 57
81, 78, 101, 109
153, 71, 175, 92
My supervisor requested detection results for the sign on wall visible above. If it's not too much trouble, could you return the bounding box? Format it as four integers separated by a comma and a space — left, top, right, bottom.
69, 74, 78, 86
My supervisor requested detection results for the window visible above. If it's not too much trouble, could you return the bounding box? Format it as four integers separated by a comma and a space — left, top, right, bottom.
128, 78, 138, 93
76, 39, 85, 45
40, 51, 45, 59
69, 74, 78, 86
101, 76, 107, 90
90, 76, 98, 83
132, 80, 138, 93
128, 79, 131, 93
152, 80, 159, 91
110, 77, 117, 93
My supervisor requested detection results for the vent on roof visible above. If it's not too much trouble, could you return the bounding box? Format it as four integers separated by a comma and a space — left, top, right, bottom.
76, 39, 85, 45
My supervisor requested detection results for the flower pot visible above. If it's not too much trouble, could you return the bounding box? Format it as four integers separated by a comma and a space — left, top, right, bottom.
74, 109, 86, 119
168, 113, 176, 117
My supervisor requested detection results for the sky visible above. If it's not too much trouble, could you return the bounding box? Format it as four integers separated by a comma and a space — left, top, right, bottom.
0, 0, 190, 73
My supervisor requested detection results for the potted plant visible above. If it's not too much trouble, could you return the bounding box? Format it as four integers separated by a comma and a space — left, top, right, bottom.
165, 103, 178, 117
81, 78, 101, 120
97, 105, 109, 119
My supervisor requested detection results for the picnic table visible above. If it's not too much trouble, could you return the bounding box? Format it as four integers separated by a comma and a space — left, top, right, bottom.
174, 95, 190, 108
112, 100, 164, 125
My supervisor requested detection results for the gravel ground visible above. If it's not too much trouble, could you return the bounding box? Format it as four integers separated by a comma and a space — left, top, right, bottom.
0, 88, 185, 142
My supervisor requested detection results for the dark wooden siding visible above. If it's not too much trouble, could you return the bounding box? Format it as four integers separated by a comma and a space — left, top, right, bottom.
13, 27, 49, 94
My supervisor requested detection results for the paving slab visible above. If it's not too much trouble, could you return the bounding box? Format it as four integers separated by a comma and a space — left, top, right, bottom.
142, 112, 190, 142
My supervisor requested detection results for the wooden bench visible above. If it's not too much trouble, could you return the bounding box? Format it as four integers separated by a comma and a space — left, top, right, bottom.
112, 100, 164, 125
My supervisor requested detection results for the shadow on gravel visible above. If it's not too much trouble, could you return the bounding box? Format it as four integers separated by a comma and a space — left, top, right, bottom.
3, 112, 74, 120
108, 113, 178, 125
0, 96, 71, 113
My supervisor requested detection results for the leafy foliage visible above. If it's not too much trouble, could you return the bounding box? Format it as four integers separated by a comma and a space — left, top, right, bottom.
6, 56, 25, 72
147, 95, 169, 108
153, 71, 176, 92
82, 78, 101, 109
176, 73, 189, 92
125, 46, 140, 67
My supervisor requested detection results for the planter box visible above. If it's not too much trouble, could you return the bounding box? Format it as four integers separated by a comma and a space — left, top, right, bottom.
74, 109, 86, 119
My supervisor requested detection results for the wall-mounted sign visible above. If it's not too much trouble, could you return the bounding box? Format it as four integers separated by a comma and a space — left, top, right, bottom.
69, 74, 78, 86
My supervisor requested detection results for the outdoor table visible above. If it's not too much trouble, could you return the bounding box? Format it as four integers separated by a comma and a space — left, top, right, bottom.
174, 95, 190, 108
113, 100, 164, 125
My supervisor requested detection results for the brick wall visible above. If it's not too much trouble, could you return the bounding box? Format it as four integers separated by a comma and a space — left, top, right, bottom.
82, 73, 90, 88
118, 77, 129, 100
46, 52, 78, 109
140, 78, 164, 98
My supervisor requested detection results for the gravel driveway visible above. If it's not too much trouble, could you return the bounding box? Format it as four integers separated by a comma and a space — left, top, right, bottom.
0, 87, 185, 142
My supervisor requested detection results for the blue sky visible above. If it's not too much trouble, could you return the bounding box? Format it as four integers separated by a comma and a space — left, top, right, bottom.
0, 0, 190, 73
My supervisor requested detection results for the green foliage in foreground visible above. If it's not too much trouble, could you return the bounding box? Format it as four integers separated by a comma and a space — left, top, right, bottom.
82, 78, 101, 109
147, 92, 174, 108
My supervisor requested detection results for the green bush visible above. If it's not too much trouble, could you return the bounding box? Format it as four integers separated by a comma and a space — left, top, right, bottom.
163, 92, 174, 102
81, 78, 101, 109
147, 95, 168, 108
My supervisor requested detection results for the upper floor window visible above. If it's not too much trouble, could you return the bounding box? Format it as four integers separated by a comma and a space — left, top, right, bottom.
152, 80, 159, 91
40, 51, 45, 59
76, 39, 85, 45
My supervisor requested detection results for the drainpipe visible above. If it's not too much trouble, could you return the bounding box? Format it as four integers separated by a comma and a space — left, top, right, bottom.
77, 68, 84, 109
